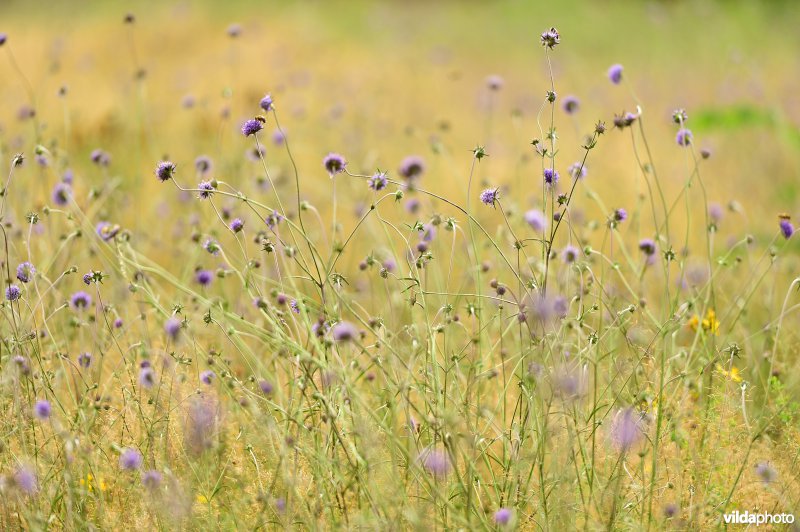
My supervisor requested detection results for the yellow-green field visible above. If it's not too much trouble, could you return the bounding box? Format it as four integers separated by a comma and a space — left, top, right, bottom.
1, 1, 800, 530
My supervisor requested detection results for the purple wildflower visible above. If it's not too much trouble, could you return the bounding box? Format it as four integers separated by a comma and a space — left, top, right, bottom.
639, 238, 657, 256
114, 318, 124, 328
494, 508, 513, 526
227, 24, 241, 37
266, 210, 283, 229
12, 466, 37, 495
568, 162, 587, 179
70, 291, 92, 310
258, 379, 274, 395
540, 27, 560, 49
543, 168, 559, 186
708, 203, 723, 224
142, 470, 162, 490
486, 74, 504, 91
608, 64, 623, 84
271, 129, 285, 145
62, 169, 74, 184
610, 407, 643, 451
368, 171, 388, 191
198, 180, 214, 199
0, 34, 6, 46
165, 317, 181, 339
241, 118, 263, 137
524, 209, 547, 232
16, 262, 35, 283
780, 218, 794, 239
78, 352, 92, 368
259, 94, 274, 112
405, 198, 420, 214
155, 160, 176, 182
419, 448, 451, 478
755, 462, 777, 484
331, 321, 359, 342
290, 299, 300, 314
185, 396, 218, 456
561, 245, 579, 263
195, 269, 213, 286
139, 366, 156, 388
480, 188, 499, 207
195, 155, 212, 174
203, 239, 220, 255
96, 221, 120, 241
33, 399, 52, 420
613, 208, 628, 223
90, 149, 111, 166
230, 218, 244, 232
398, 155, 425, 180
51, 183, 71, 206
562, 95, 580, 114
676, 128, 693, 147
200, 370, 215, 385
119, 448, 143, 470
323, 153, 347, 176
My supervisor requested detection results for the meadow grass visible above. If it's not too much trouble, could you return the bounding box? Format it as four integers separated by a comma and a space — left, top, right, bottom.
1, 2, 800, 530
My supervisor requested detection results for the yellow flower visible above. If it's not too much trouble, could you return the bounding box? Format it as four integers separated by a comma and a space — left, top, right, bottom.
689, 309, 719, 335
79, 473, 107, 493
197, 494, 209, 504
716, 364, 743, 383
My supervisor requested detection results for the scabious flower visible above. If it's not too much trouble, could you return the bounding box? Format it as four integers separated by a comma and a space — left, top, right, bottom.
486, 74, 504, 91
613, 208, 628, 223
203, 239, 220, 255
78, 352, 92, 368
198, 180, 214, 199
494, 508, 513, 526
368, 171, 388, 191
114, 318, 124, 328
543, 168, 559, 186
16, 262, 35, 283
290, 299, 300, 314
708, 203, 723, 224
195, 155, 212, 174
139, 366, 156, 388
524, 209, 547, 232
230, 218, 244, 232
562, 95, 579, 114
241, 118, 263, 137
165, 317, 181, 339
51, 183, 71, 206
142, 470, 162, 490
755, 462, 777, 484
62, 169, 74, 184
610, 407, 644, 451
540, 27, 560, 49
258, 379, 274, 395
271, 129, 285, 145
568, 162, 587, 179
638, 238, 657, 256
259, 94, 274, 112
155, 160, 176, 182
419, 448, 451, 478
70, 291, 92, 310
323, 153, 347, 176
608, 64, 623, 84
480, 188, 499, 207
398, 155, 425, 180
331, 321, 359, 342
561, 245, 579, 263
200, 370, 215, 385
185, 397, 218, 456
0, 34, 7, 46
195, 269, 213, 286
90, 149, 111, 166
779, 217, 794, 239
96, 221, 120, 241
33, 400, 52, 420
676, 128, 693, 147
119, 448, 143, 470
12, 466, 38, 495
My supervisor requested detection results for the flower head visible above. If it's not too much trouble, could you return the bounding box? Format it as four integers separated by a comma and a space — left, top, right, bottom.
51, 183, 71, 206
70, 291, 92, 310
17, 261, 36, 283
323, 153, 347, 176
33, 399, 52, 420
779, 217, 794, 239
195, 269, 213, 286
258, 379, 274, 395
608, 64, 623, 84
230, 218, 244, 232
419, 448, 451, 478
480, 188, 499, 207
613, 208, 628, 223
6, 284, 21, 301
200, 370, 215, 385
165, 317, 181, 339
610, 407, 644, 451
142, 470, 162, 490
259, 94, 274, 112
676, 128, 693, 147
12, 466, 38, 495
139, 366, 156, 388
561, 245, 579, 263
195, 155, 212, 174
494, 508, 513, 526
638, 238, 657, 256
78, 352, 92, 368
96, 221, 120, 241
398, 155, 425, 180
543, 168, 559, 186
755, 462, 777, 485
524, 209, 547, 232
540, 27, 560, 49
568, 162, 587, 180
486, 75, 504, 91
198, 180, 215, 199
119, 448, 143, 470
90, 149, 111, 166
562, 95, 580, 114
155, 160, 176, 182
241, 118, 263, 137
368, 171, 388, 191
331, 321, 359, 342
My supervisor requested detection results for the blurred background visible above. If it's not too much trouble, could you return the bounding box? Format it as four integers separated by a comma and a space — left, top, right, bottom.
1, 0, 799, 248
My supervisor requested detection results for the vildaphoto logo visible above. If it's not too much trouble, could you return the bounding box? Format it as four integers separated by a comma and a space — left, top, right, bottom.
723, 510, 795, 526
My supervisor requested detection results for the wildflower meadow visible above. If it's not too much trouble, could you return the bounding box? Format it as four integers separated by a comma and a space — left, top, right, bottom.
1, 1, 799, 530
